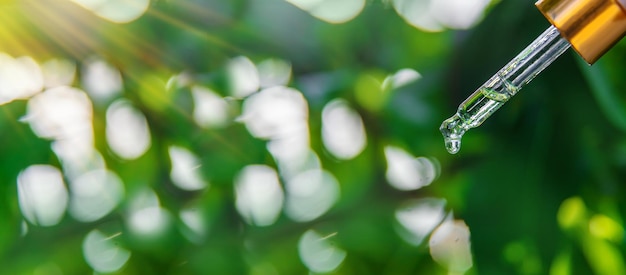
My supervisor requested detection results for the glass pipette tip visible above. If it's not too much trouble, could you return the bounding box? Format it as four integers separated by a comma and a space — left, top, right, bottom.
440, 25, 571, 154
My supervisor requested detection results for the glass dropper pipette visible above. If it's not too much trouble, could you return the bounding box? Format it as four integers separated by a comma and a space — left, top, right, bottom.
440, 0, 626, 154
440, 26, 569, 154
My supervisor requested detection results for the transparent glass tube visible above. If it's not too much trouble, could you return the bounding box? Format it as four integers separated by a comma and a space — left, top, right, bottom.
440, 25, 571, 154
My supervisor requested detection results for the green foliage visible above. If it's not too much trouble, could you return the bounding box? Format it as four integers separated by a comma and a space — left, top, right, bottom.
0, 0, 625, 274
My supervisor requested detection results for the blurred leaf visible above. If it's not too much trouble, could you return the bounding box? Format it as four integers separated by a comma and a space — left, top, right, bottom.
578, 58, 626, 132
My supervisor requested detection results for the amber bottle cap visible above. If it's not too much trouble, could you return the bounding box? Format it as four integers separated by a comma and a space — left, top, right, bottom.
536, 0, 626, 64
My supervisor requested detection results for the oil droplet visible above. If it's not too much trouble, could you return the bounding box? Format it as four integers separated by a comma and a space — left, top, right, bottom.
439, 114, 467, 154
445, 138, 461, 154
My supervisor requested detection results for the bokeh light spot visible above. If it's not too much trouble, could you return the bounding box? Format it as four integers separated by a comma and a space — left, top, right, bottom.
33, 263, 63, 275
550, 250, 572, 275
382, 68, 422, 91
227, 56, 260, 98
557, 197, 586, 230
179, 207, 208, 244
285, 169, 340, 222
257, 58, 292, 88
83, 229, 131, 273
240, 86, 309, 140
589, 214, 624, 243
392, 0, 443, 32
240, 86, 312, 179
21, 220, 28, 236
25, 86, 93, 142
322, 99, 366, 160
354, 72, 388, 112
298, 229, 347, 273
71, 0, 150, 23
41, 59, 76, 89
129, 207, 170, 237
0, 53, 43, 105
106, 99, 152, 160
17, 165, 68, 227
385, 146, 438, 191
69, 169, 124, 222
81, 58, 122, 103
235, 165, 284, 227
169, 146, 208, 191
127, 189, 171, 237
192, 86, 231, 129
430, 0, 491, 30
503, 241, 542, 274
25, 86, 102, 181
582, 236, 626, 274
429, 219, 473, 273
286, 0, 365, 23
395, 198, 447, 245
392, 0, 490, 31
54, 147, 106, 184
273, 148, 321, 182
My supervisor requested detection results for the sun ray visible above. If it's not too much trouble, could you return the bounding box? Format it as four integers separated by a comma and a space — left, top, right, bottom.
145, 7, 248, 56
175, 0, 236, 25
0, 1, 258, 163
26, 2, 98, 59
0, 12, 32, 55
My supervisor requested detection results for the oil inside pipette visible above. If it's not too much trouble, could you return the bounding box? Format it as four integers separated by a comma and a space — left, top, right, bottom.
440, 77, 516, 154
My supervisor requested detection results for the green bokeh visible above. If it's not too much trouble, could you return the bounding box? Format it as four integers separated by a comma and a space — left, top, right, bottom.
0, 0, 625, 274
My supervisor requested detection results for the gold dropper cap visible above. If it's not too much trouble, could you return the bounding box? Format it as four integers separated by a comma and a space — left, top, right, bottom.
536, 0, 626, 64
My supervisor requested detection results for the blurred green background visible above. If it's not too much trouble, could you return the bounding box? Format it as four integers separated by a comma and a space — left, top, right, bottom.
0, 0, 625, 274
